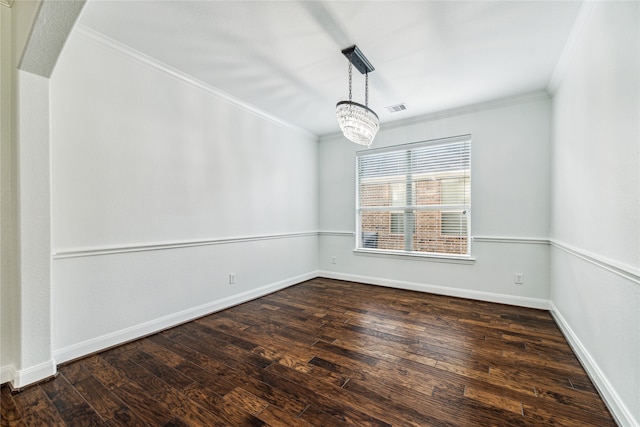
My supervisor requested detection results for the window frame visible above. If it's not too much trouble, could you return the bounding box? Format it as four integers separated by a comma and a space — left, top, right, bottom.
354, 135, 473, 262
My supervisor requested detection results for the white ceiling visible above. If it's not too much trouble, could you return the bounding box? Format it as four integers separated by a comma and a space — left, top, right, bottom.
77, 0, 583, 137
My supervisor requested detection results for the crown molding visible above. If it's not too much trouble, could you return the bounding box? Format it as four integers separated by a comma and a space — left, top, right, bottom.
320, 90, 551, 141
73, 24, 318, 141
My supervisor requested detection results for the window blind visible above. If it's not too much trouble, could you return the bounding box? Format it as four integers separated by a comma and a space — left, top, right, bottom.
356, 135, 471, 256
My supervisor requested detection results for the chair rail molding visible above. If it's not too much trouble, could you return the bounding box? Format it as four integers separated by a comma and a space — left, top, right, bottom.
53, 231, 319, 259
550, 239, 640, 285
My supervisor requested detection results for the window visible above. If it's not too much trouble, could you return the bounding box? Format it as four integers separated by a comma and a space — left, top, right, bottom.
356, 135, 471, 257
390, 213, 403, 234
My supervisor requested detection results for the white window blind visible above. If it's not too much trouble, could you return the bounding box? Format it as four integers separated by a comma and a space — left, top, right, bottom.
356, 135, 471, 257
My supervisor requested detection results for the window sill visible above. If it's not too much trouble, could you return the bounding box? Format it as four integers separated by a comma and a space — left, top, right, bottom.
353, 248, 476, 264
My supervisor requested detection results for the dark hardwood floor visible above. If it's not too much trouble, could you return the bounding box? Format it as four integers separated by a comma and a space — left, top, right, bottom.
1, 278, 616, 426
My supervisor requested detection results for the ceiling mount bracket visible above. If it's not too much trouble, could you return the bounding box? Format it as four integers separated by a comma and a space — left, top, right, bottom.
341, 45, 374, 75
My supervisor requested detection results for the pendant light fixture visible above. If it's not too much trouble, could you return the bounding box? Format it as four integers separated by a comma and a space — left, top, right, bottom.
336, 45, 379, 147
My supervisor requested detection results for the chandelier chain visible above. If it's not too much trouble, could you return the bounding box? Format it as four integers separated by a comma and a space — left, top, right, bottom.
365, 72, 369, 107
348, 55, 353, 101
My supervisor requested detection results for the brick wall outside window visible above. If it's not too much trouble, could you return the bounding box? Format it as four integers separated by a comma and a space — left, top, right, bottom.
361, 178, 468, 255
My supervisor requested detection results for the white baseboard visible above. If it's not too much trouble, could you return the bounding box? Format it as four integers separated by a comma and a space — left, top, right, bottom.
318, 271, 551, 310
550, 302, 637, 427
54, 271, 318, 365
5, 359, 57, 389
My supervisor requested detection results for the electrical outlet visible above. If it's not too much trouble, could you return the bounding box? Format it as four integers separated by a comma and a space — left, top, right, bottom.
514, 273, 524, 285
331, 256, 336, 265
229, 273, 236, 284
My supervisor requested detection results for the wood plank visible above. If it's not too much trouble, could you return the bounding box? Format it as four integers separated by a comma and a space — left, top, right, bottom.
222, 387, 269, 416
110, 381, 188, 426
104, 407, 149, 427
268, 361, 446, 427
153, 329, 310, 417
9, 406, 67, 427
463, 386, 523, 414
63, 375, 126, 422
523, 400, 617, 427
427, 389, 528, 427
180, 382, 266, 426
39, 375, 86, 414
78, 355, 130, 390
260, 364, 392, 427
55, 402, 109, 426
255, 404, 315, 427
1, 385, 21, 422
8, 386, 51, 419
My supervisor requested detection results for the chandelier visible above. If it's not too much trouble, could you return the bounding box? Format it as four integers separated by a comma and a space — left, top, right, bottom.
336, 45, 379, 147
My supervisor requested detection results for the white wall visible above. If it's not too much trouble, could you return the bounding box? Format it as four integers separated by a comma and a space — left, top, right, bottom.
49, 28, 319, 363
319, 93, 552, 307
550, 2, 639, 426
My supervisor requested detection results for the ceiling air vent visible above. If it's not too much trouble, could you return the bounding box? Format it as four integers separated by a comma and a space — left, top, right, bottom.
385, 103, 407, 113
